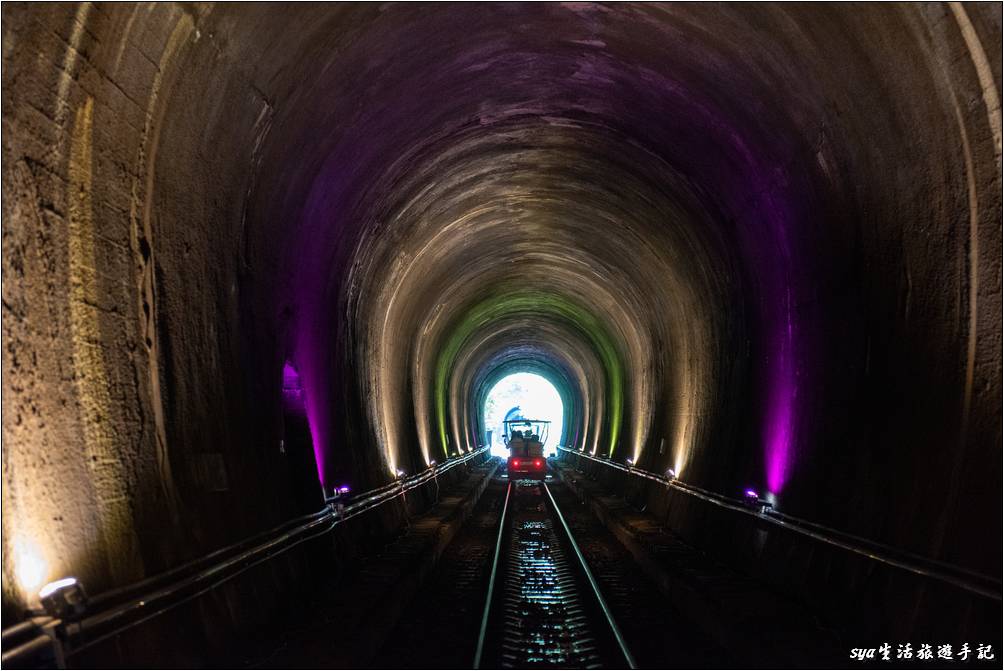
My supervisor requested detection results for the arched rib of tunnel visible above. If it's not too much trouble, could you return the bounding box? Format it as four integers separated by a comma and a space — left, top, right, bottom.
469, 345, 588, 455
343, 120, 728, 481
1, 2, 1000, 663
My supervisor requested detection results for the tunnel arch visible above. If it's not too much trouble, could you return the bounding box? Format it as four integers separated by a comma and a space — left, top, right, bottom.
342, 118, 730, 484
458, 328, 602, 459
480, 371, 566, 457
431, 289, 632, 463
473, 356, 580, 450
1, 3, 999, 620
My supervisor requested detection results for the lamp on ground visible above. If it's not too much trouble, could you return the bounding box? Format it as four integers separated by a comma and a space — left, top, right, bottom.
39, 578, 86, 620
743, 488, 773, 514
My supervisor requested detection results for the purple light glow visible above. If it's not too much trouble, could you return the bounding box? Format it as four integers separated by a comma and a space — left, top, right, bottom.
275, 17, 817, 501
281, 362, 306, 413
764, 282, 798, 494
745, 185, 803, 497
337, 485, 351, 495
745, 489, 758, 498
288, 340, 333, 489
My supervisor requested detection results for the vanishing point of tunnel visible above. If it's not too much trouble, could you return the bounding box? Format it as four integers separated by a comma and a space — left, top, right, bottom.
1, 3, 1001, 669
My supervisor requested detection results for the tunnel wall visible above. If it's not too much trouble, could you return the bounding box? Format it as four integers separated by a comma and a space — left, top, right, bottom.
0, 2, 333, 618
2, 1, 1000, 651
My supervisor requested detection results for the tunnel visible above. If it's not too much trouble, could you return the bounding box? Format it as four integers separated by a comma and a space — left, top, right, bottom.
1, 3, 1001, 668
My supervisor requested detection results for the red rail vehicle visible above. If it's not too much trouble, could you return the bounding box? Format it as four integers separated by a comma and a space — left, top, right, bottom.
505, 418, 549, 480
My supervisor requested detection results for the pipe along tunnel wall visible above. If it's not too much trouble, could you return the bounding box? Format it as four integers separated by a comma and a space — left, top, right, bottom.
1, 1, 1001, 660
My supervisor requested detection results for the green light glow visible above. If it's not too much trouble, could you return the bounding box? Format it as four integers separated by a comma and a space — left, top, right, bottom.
434, 290, 624, 460
475, 358, 577, 451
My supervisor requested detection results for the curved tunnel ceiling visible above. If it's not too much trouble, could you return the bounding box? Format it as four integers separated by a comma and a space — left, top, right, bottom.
238, 5, 939, 480
224, 4, 998, 532
2, 2, 998, 599
256, 5, 801, 481
290, 110, 736, 482
464, 330, 602, 457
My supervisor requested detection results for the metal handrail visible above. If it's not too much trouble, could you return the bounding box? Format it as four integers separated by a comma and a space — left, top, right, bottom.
2, 447, 491, 664
557, 446, 1002, 601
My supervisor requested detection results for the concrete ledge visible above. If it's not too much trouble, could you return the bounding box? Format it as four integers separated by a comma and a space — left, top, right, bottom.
249, 458, 502, 668
556, 450, 1001, 651
62, 456, 497, 668
553, 460, 842, 665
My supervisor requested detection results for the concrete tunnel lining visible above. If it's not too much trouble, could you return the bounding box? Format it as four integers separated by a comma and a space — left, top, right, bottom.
1, 1, 1000, 650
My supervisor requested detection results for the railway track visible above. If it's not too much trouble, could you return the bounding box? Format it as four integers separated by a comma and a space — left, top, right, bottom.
475, 479, 637, 669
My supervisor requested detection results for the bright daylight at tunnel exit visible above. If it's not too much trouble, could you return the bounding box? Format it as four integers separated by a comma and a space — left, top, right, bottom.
0, 2, 1001, 670
484, 373, 564, 458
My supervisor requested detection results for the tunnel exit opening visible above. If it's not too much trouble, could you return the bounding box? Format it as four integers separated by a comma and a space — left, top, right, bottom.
483, 373, 563, 459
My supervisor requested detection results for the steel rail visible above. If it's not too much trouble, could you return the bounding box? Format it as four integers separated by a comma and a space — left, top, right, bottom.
557, 446, 1001, 601
544, 482, 637, 669
473, 480, 511, 670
